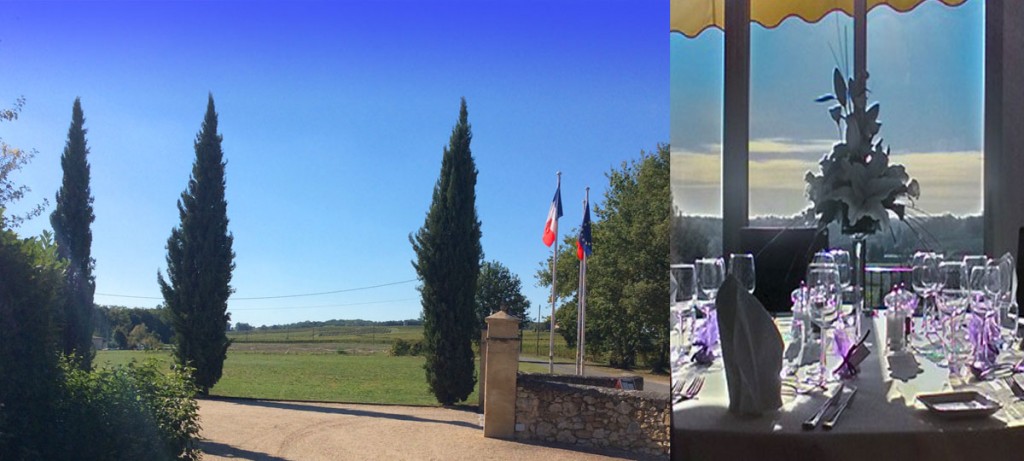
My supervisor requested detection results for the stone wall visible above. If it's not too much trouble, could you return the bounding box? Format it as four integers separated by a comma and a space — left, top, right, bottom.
514, 373, 669, 457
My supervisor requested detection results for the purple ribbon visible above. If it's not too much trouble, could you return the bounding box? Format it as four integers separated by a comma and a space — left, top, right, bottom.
968, 310, 1001, 378
833, 330, 872, 379
691, 309, 718, 365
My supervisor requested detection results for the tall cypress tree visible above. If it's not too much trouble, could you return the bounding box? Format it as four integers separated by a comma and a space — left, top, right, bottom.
410, 98, 481, 405
158, 94, 235, 394
51, 97, 96, 370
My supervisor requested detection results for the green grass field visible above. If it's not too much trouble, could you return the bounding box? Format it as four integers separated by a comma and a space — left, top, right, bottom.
96, 349, 477, 406
228, 325, 578, 359
227, 325, 425, 344
93, 325, 612, 406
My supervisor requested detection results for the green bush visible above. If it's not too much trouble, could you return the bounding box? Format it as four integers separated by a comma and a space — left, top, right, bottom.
390, 338, 424, 356
55, 357, 201, 461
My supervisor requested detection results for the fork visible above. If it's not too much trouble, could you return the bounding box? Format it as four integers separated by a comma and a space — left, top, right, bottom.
673, 376, 705, 403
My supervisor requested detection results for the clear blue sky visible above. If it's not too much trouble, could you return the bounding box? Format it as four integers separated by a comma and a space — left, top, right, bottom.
671, 0, 983, 218
2, 0, 668, 326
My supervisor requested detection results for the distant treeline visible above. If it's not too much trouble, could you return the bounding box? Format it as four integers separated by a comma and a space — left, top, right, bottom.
93, 305, 174, 349
672, 212, 983, 264
234, 318, 424, 332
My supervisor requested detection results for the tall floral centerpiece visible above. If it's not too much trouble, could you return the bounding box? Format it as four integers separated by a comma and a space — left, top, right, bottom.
805, 69, 920, 291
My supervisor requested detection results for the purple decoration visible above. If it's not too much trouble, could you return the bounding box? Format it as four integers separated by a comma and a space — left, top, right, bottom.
968, 311, 1001, 378
691, 309, 719, 365
834, 330, 872, 379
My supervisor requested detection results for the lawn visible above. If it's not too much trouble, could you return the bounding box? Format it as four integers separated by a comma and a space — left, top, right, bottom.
96, 349, 477, 407
227, 325, 424, 344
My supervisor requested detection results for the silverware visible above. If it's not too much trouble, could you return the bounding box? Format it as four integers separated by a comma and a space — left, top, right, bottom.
802, 383, 845, 430
823, 385, 858, 430
673, 376, 705, 403
1004, 376, 1024, 399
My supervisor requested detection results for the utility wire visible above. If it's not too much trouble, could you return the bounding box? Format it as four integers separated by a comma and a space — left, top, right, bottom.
228, 298, 417, 311
95, 278, 418, 301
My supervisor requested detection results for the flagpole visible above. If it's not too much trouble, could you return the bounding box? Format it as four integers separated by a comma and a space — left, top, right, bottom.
549, 172, 561, 374
580, 187, 589, 376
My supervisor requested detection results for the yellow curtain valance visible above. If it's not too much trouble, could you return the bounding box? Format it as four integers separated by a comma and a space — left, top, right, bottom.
671, 0, 967, 37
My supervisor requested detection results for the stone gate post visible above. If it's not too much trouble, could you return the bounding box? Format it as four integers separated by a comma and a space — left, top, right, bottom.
482, 311, 520, 438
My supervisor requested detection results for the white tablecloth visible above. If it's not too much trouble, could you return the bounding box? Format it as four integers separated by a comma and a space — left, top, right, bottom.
672, 315, 1024, 461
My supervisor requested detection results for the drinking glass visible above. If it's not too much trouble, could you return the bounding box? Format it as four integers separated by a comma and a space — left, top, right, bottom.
938, 261, 969, 374
995, 254, 1019, 347
670, 264, 696, 366
805, 265, 840, 388
696, 258, 725, 305
728, 253, 756, 294
963, 255, 989, 290
831, 249, 852, 291
912, 252, 944, 344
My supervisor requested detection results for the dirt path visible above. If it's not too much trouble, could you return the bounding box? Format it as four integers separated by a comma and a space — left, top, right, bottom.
199, 398, 657, 461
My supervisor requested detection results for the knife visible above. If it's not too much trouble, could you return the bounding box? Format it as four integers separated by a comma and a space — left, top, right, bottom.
823, 385, 858, 430
802, 383, 845, 430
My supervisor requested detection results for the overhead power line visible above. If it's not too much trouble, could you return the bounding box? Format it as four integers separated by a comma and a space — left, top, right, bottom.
229, 298, 417, 311
95, 278, 418, 301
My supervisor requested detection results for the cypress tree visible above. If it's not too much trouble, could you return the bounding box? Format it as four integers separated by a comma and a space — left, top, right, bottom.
158, 94, 235, 394
50, 97, 96, 370
410, 98, 481, 405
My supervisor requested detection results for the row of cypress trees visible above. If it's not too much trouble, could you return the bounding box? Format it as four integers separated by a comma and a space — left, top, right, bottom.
52, 94, 481, 404
47, 95, 234, 393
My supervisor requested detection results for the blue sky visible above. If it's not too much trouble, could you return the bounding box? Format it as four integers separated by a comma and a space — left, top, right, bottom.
2, 0, 668, 326
671, 0, 983, 217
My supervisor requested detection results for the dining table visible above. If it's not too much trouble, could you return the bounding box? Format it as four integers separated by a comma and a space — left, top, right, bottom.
672, 313, 1024, 461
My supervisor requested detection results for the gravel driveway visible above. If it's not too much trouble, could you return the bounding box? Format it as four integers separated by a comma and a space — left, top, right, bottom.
199, 398, 657, 460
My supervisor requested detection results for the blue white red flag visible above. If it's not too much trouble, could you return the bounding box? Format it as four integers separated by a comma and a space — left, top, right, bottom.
543, 183, 563, 247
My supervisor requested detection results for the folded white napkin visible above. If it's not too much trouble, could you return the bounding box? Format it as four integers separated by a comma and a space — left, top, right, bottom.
716, 275, 784, 416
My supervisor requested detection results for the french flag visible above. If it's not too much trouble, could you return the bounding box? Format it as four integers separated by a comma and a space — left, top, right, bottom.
543, 182, 563, 247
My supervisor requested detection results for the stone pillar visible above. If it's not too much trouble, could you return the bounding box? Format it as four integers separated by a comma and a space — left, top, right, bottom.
483, 311, 520, 439
478, 329, 487, 410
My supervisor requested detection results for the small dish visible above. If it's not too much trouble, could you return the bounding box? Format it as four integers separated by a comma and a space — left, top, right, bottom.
917, 391, 1002, 419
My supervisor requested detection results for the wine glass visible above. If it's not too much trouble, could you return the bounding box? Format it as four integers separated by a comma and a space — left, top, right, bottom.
963, 255, 989, 291
995, 254, 1019, 347
670, 264, 696, 366
912, 252, 944, 344
804, 264, 840, 388
696, 258, 725, 305
938, 261, 968, 373
831, 249, 852, 291
728, 253, 756, 294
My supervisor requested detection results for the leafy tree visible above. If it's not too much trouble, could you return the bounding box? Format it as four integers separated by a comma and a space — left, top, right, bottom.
538, 145, 670, 371
475, 260, 531, 341
51, 98, 97, 369
0, 230, 66, 459
0, 96, 48, 228
409, 98, 481, 405
234, 322, 254, 332
158, 94, 235, 394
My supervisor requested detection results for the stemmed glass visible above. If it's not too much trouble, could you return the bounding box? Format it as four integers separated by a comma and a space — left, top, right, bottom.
670, 264, 696, 367
969, 264, 1002, 373
912, 251, 944, 347
728, 253, 756, 294
804, 263, 840, 389
696, 258, 726, 307
938, 261, 968, 374
694, 257, 725, 355
994, 254, 1019, 348
830, 249, 858, 334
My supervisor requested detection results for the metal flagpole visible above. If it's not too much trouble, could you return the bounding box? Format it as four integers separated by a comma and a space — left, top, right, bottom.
549, 172, 561, 374
577, 252, 584, 375
579, 188, 589, 376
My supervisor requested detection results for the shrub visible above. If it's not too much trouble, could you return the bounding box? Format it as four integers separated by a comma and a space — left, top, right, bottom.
390, 338, 424, 356
55, 358, 201, 461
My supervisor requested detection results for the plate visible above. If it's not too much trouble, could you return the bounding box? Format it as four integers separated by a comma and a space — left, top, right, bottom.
916, 391, 1002, 419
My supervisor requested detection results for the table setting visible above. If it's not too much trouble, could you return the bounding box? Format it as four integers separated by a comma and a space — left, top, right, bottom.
670, 250, 1024, 460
